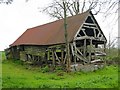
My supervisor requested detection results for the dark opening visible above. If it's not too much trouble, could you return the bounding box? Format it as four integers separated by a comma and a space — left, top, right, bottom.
79, 30, 85, 36
56, 52, 61, 57
76, 40, 84, 47
99, 34, 102, 37
85, 16, 94, 24
20, 46, 24, 51
96, 29, 99, 36
77, 34, 80, 37
84, 27, 94, 36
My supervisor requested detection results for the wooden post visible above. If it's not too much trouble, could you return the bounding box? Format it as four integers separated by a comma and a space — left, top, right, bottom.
73, 42, 77, 64
63, 1, 71, 72
52, 48, 55, 67
89, 39, 92, 63
94, 44, 96, 60
47, 49, 50, 60
83, 39, 86, 57
104, 42, 106, 53
61, 47, 64, 65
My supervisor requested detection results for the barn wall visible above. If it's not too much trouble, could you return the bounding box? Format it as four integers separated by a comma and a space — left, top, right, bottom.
19, 45, 47, 62
5, 46, 20, 60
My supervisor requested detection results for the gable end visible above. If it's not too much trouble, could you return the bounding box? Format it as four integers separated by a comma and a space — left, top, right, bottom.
74, 11, 107, 43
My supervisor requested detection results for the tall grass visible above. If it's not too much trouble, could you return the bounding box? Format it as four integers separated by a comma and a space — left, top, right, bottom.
105, 48, 118, 60
0, 51, 2, 89
2, 59, 118, 88
1, 51, 118, 88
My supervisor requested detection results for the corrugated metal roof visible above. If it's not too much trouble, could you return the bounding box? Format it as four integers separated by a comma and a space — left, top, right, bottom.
11, 11, 90, 46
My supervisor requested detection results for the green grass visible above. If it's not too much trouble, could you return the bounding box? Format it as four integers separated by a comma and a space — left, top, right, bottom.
0, 51, 2, 89
1, 51, 119, 88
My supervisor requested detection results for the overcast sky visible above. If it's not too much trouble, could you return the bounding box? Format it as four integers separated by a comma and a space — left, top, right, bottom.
0, 0, 118, 51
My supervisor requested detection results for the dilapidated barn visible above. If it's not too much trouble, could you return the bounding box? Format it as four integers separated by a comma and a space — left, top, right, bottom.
5, 10, 107, 69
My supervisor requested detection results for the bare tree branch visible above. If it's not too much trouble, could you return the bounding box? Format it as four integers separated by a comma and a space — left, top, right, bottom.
0, 0, 13, 4
82, 0, 86, 13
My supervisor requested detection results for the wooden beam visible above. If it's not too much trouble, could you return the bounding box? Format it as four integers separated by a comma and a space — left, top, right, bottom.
61, 48, 64, 65
63, 53, 67, 64
73, 42, 77, 64
82, 30, 87, 36
83, 23, 96, 26
104, 42, 106, 53
54, 52, 61, 63
70, 44, 74, 56
74, 36, 94, 40
52, 49, 55, 66
89, 39, 92, 63
83, 25, 97, 29
47, 49, 50, 60
76, 47, 83, 56
97, 32, 101, 38
74, 52, 88, 63
93, 28, 96, 37
100, 34, 103, 40
77, 34, 81, 37
83, 39, 86, 57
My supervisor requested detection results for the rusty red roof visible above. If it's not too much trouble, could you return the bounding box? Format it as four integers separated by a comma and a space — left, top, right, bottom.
11, 11, 90, 46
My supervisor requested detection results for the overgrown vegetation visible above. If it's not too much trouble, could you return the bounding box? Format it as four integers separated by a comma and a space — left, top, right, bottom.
104, 48, 119, 66
1, 51, 118, 88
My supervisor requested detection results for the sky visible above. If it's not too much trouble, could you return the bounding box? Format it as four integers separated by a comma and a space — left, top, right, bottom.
0, 0, 118, 51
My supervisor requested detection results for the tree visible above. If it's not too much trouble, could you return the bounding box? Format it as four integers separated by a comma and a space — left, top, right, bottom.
41, 0, 119, 19
0, 0, 13, 4
0, 0, 29, 4
42, 0, 106, 19
63, 1, 71, 71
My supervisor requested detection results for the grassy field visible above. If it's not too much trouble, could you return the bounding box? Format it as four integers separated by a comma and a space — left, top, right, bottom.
2, 52, 119, 88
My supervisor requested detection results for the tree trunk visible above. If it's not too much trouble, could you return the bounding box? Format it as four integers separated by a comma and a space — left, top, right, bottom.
63, 1, 71, 72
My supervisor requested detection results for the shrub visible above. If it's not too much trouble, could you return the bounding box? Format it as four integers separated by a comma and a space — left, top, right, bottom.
111, 56, 120, 61
41, 65, 50, 73
13, 59, 24, 65
55, 66, 63, 70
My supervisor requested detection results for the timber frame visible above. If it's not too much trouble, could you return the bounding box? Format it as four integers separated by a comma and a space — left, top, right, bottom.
5, 11, 107, 70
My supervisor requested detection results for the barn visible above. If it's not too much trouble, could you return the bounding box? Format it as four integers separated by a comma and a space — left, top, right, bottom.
5, 10, 107, 68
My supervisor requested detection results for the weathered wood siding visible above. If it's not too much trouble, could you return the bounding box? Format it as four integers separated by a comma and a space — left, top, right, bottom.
20, 45, 47, 61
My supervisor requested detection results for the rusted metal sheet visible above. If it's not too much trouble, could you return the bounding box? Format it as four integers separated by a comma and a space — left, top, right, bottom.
10, 11, 90, 46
